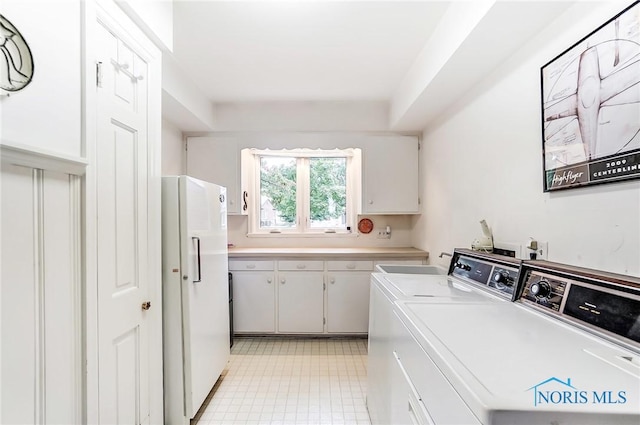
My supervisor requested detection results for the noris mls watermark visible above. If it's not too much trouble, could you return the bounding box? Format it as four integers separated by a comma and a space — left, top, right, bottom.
527, 377, 627, 407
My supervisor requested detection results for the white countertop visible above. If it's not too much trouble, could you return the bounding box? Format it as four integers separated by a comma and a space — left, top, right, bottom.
227, 246, 429, 259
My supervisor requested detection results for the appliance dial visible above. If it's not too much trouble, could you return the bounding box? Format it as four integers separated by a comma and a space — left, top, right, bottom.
454, 262, 471, 271
530, 280, 551, 298
493, 271, 513, 286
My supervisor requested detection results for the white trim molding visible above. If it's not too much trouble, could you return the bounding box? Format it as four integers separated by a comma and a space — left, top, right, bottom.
0, 142, 88, 176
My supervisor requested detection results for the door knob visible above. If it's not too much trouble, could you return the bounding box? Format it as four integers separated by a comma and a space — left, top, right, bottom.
141, 301, 151, 311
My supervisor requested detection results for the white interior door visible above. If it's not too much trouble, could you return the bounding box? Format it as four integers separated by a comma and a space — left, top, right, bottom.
95, 20, 151, 425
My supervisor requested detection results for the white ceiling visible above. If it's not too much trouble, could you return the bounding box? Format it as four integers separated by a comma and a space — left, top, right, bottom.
172, 1, 451, 102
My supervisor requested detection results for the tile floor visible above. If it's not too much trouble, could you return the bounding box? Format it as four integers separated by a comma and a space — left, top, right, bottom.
195, 337, 371, 425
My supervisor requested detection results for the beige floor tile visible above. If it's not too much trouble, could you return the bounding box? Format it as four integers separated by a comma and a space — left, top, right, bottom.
195, 337, 371, 425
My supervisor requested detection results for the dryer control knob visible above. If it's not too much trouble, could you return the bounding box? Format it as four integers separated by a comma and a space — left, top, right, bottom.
493, 271, 512, 286
530, 280, 551, 298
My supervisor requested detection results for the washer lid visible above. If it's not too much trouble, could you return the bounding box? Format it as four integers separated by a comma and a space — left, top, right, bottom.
379, 273, 492, 299
396, 300, 640, 423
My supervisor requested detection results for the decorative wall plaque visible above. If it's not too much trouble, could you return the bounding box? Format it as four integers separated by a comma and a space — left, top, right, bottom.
0, 14, 34, 93
540, 1, 640, 191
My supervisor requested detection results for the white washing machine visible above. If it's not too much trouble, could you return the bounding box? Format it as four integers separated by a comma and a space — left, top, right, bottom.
372, 248, 522, 302
367, 249, 522, 425
393, 260, 640, 424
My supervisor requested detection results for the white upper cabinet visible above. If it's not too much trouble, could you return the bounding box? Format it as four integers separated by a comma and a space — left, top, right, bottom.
361, 135, 420, 214
186, 137, 242, 214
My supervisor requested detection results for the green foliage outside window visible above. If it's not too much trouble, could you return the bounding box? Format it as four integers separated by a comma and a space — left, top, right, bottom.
310, 158, 346, 222
260, 158, 297, 224
260, 157, 346, 226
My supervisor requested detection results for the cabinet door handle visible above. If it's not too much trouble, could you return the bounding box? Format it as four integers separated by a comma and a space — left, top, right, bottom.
246, 264, 256, 269
330, 278, 335, 284
267, 278, 272, 284
242, 191, 248, 211
346, 263, 356, 269
296, 264, 306, 269
280, 278, 286, 284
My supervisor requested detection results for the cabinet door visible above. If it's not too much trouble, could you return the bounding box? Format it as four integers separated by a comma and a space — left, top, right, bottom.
362, 136, 419, 214
233, 272, 275, 333
278, 272, 324, 333
327, 272, 371, 333
186, 137, 241, 214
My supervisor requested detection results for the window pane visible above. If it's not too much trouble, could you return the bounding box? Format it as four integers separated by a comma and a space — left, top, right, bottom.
309, 157, 347, 228
260, 156, 297, 228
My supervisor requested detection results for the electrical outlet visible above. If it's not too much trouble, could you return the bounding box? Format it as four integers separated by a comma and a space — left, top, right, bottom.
521, 241, 548, 260
377, 230, 391, 239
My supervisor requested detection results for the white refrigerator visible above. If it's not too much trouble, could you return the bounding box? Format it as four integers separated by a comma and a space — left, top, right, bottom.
162, 176, 230, 424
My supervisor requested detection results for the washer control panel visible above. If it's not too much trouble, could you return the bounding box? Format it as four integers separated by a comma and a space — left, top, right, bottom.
450, 249, 521, 300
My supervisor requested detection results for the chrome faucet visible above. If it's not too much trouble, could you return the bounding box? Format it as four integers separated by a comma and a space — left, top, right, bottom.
439, 252, 453, 258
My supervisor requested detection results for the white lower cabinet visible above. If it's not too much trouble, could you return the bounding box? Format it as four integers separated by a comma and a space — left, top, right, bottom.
229, 256, 421, 334
327, 260, 372, 333
232, 271, 276, 333
278, 271, 325, 333
327, 271, 371, 333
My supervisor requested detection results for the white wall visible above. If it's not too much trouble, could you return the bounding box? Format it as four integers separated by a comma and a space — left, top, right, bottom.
215, 101, 389, 132
227, 215, 413, 249
1, 1, 82, 157
161, 119, 183, 175
162, 55, 216, 131
415, 2, 640, 276
116, 0, 173, 51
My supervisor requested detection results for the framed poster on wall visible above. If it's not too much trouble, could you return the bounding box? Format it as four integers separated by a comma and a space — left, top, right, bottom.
541, 1, 640, 191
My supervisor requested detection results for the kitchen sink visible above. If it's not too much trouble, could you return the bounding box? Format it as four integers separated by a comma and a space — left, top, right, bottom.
375, 264, 447, 275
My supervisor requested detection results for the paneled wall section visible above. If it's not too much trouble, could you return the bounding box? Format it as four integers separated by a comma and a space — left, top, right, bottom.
1, 163, 82, 424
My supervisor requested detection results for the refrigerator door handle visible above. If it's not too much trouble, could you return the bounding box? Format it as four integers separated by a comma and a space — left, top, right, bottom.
192, 236, 202, 283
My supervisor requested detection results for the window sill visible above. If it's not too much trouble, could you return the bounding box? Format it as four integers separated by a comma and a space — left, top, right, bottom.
246, 232, 359, 238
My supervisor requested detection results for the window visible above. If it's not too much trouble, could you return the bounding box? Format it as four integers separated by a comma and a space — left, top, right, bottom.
245, 148, 361, 235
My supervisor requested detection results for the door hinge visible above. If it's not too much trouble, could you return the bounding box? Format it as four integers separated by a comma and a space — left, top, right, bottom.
323, 317, 326, 325
323, 283, 326, 290
96, 61, 103, 87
